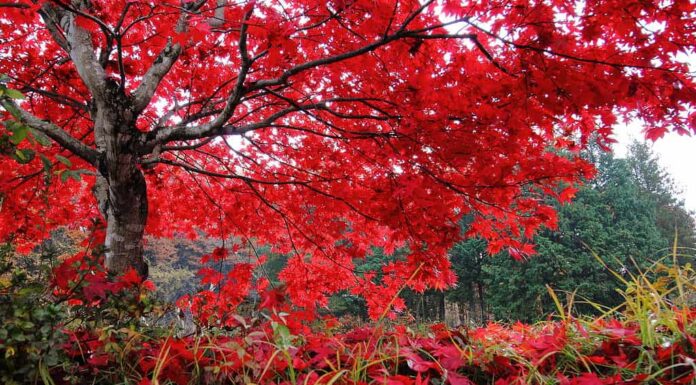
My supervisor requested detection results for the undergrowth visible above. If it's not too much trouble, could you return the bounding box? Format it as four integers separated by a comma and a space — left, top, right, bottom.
0, 242, 695, 385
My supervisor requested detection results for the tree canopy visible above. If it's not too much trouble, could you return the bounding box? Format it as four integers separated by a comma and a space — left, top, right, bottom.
1, 0, 695, 317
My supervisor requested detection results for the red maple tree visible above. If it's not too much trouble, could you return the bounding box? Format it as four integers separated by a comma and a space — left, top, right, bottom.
0, 0, 694, 314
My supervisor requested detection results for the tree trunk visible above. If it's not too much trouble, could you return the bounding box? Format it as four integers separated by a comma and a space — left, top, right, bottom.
437, 292, 445, 321
97, 168, 148, 277
477, 282, 486, 323
92, 89, 149, 277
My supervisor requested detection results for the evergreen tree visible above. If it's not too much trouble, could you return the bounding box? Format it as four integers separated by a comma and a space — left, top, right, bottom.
456, 152, 670, 322
446, 238, 489, 323
625, 141, 696, 251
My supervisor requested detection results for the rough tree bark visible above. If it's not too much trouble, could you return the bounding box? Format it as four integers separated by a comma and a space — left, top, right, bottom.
477, 282, 487, 323
92, 82, 149, 277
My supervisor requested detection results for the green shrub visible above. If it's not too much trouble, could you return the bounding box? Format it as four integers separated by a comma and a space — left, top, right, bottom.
0, 243, 70, 385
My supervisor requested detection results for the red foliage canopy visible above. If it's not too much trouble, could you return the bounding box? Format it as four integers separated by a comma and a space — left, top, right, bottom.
0, 0, 694, 316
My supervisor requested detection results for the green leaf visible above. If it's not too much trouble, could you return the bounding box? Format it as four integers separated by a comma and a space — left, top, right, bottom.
29, 128, 51, 147
59, 169, 88, 182
4, 89, 24, 100
59, 170, 71, 183
70, 169, 89, 180
68, 170, 83, 182
13, 149, 34, 164
44, 353, 59, 367
9, 124, 27, 145
4, 119, 22, 131
39, 154, 52, 172
272, 322, 293, 348
0, 99, 21, 118
54, 155, 72, 167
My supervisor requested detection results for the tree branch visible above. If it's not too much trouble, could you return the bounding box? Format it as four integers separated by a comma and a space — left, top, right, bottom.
49, 0, 114, 34
154, 157, 318, 186
207, 0, 226, 28
464, 19, 679, 73
37, 3, 70, 52
147, 37, 400, 145
0, 2, 29, 8
405, 32, 514, 75
17, 84, 89, 112
131, 40, 182, 114
142, 3, 433, 147
58, 6, 107, 98
143, 7, 254, 145
249, 33, 400, 91
1, 98, 98, 165
153, 103, 301, 144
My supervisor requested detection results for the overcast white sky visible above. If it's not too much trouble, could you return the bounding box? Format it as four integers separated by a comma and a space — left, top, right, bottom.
610, 48, 696, 213
612, 123, 696, 212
